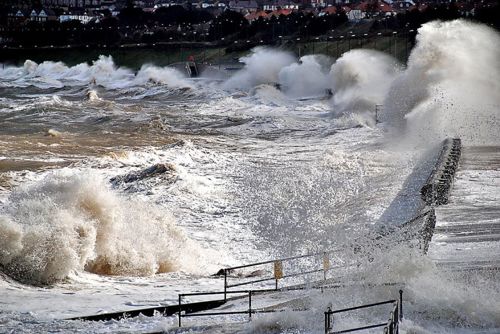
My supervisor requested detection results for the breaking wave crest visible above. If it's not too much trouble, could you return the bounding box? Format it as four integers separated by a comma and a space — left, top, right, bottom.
0, 171, 205, 285
278, 55, 332, 98
222, 47, 400, 126
329, 49, 401, 123
0, 55, 192, 90
222, 20, 499, 136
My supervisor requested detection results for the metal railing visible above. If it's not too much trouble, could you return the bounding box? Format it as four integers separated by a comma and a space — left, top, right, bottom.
222, 251, 334, 300
177, 290, 277, 327
324, 290, 403, 334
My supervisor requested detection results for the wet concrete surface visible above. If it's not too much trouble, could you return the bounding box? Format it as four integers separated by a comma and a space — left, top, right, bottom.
428, 146, 500, 271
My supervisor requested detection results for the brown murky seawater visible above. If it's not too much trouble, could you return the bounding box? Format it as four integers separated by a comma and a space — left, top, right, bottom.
0, 121, 176, 192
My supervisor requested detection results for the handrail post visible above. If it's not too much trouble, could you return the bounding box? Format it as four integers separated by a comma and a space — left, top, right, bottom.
325, 307, 331, 334
178, 294, 182, 327
393, 303, 398, 328
248, 291, 252, 320
224, 269, 227, 301
323, 252, 329, 281
324, 311, 327, 334
399, 290, 403, 321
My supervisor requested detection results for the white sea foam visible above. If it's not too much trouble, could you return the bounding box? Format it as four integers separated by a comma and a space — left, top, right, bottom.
384, 20, 500, 145
134, 64, 193, 88
249, 84, 289, 106
0, 170, 207, 285
86, 89, 101, 102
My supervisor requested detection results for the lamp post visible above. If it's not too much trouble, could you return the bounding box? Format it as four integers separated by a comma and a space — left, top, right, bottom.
339, 35, 343, 57
181, 32, 186, 62
219, 37, 224, 70
406, 29, 413, 62
393, 31, 397, 59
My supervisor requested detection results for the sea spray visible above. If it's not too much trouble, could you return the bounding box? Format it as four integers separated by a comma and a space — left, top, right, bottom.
0, 170, 206, 285
362, 244, 500, 329
384, 20, 500, 145
134, 64, 193, 88
278, 55, 331, 98
222, 47, 295, 90
329, 49, 401, 125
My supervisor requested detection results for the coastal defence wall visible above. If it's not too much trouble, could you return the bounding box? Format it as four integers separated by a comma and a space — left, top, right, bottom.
377, 138, 462, 254
421, 138, 462, 206
409, 138, 462, 253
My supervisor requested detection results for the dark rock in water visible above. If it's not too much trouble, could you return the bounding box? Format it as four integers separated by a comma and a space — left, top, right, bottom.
211, 268, 265, 278
110, 163, 176, 184
244, 269, 265, 278
212, 268, 234, 276
165, 140, 186, 149
212, 269, 226, 276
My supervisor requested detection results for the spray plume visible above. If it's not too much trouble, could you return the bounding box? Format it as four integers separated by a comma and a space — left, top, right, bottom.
222, 47, 296, 90
384, 20, 500, 145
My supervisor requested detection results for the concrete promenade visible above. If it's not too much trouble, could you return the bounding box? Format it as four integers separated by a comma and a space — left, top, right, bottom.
428, 146, 500, 271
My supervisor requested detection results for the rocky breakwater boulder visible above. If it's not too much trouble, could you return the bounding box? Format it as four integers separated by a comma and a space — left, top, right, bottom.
110, 163, 177, 189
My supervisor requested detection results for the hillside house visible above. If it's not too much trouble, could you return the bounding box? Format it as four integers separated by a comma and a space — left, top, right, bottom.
228, 0, 259, 13
356, 0, 395, 17
59, 10, 97, 23
30, 8, 58, 22
7, 10, 31, 26
244, 10, 268, 22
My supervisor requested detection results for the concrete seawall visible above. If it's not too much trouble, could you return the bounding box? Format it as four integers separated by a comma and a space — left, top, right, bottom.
417, 138, 461, 252
412, 138, 461, 252
428, 146, 500, 271
421, 138, 462, 206
377, 138, 462, 253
